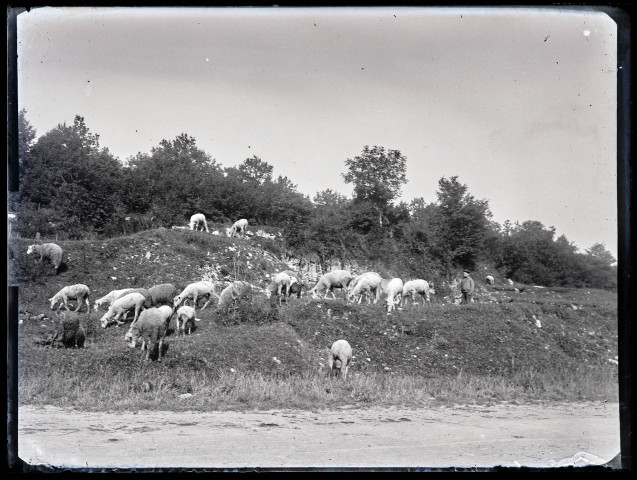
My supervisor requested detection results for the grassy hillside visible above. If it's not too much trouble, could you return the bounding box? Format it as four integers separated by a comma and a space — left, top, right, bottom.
15, 229, 619, 411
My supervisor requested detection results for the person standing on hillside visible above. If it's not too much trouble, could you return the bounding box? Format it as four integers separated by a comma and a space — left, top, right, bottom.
459, 271, 474, 304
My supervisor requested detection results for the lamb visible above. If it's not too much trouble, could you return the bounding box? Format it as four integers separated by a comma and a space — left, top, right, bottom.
218, 281, 254, 314
26, 243, 64, 274
93, 288, 136, 311
268, 272, 294, 306
148, 283, 177, 307
175, 305, 198, 336
189, 213, 210, 232
347, 272, 383, 304
173, 281, 219, 310
485, 275, 495, 285
229, 218, 249, 238
100, 292, 147, 328
307, 270, 354, 300
402, 279, 433, 307
124, 307, 172, 361
328, 339, 353, 380
383, 278, 404, 313
49, 284, 91, 313
49, 312, 86, 349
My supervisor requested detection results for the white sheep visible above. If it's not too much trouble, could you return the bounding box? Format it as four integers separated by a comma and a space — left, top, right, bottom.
308, 270, 354, 300
93, 288, 136, 311
268, 272, 293, 306
26, 243, 64, 273
189, 213, 210, 232
506, 278, 514, 286
485, 275, 495, 285
383, 278, 404, 313
218, 281, 253, 313
328, 339, 353, 380
148, 283, 177, 307
229, 218, 249, 238
402, 279, 432, 307
49, 284, 91, 313
124, 307, 172, 361
100, 292, 147, 329
175, 305, 198, 336
173, 281, 219, 310
347, 272, 383, 304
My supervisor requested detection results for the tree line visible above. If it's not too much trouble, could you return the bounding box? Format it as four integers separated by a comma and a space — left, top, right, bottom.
14, 111, 617, 290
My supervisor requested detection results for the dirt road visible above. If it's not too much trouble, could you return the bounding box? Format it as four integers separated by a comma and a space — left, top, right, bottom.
17, 402, 620, 469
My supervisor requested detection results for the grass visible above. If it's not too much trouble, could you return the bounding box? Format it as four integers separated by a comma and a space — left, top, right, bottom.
15, 228, 619, 412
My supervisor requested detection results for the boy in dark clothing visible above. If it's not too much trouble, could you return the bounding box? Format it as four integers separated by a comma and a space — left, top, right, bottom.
459, 271, 474, 304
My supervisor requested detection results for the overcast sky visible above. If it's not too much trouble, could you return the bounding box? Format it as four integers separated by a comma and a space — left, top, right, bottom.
17, 6, 618, 259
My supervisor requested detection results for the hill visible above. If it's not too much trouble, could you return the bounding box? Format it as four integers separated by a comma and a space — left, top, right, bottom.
14, 228, 619, 410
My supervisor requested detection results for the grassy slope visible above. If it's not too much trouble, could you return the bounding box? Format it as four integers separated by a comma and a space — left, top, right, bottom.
16, 229, 619, 410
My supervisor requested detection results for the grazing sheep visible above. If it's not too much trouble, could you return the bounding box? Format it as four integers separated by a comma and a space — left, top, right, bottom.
100, 292, 147, 329
93, 288, 136, 311
148, 283, 177, 307
50, 312, 86, 349
125, 288, 153, 308
280, 270, 306, 298
347, 272, 383, 304
49, 284, 91, 313
218, 281, 254, 314
328, 339, 353, 380
175, 305, 198, 336
268, 272, 294, 306
506, 278, 514, 286
230, 218, 249, 238
485, 275, 495, 285
402, 279, 432, 307
189, 213, 210, 232
26, 243, 64, 273
124, 307, 172, 362
173, 281, 219, 310
383, 278, 404, 313
308, 270, 354, 300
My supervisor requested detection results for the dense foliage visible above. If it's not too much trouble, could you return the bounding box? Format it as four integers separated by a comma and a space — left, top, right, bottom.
15, 112, 617, 289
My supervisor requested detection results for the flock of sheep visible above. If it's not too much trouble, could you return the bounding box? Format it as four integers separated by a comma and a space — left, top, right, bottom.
26, 213, 440, 378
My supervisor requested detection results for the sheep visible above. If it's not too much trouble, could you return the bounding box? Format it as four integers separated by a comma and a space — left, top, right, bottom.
307, 270, 354, 300
189, 213, 210, 232
100, 292, 147, 329
402, 279, 433, 307
506, 278, 514, 286
218, 281, 254, 314
175, 305, 198, 336
93, 288, 136, 311
383, 278, 404, 313
49, 284, 91, 313
49, 312, 86, 349
328, 339, 353, 380
347, 272, 383, 304
229, 218, 249, 238
124, 307, 172, 362
26, 243, 64, 274
173, 281, 219, 310
485, 275, 495, 285
268, 272, 294, 306
148, 283, 177, 307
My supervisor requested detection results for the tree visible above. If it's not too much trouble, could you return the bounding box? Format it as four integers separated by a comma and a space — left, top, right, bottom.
18, 109, 36, 169
237, 156, 273, 185
342, 145, 407, 227
585, 243, 616, 266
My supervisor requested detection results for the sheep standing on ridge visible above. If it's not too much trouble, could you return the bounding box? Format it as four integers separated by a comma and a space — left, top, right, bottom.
94, 288, 136, 311
148, 283, 177, 307
383, 278, 404, 313
173, 281, 219, 310
328, 339, 353, 380
308, 270, 354, 300
229, 218, 249, 238
402, 279, 433, 307
189, 213, 210, 232
100, 292, 147, 328
347, 272, 383, 304
124, 307, 172, 362
175, 305, 198, 336
218, 281, 254, 314
485, 275, 495, 285
26, 243, 64, 274
49, 284, 91, 313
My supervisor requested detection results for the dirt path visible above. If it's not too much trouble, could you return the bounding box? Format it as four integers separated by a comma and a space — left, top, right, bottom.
17, 402, 620, 469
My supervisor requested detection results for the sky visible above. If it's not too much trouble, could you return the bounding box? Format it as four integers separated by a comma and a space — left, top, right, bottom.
16, 6, 619, 259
